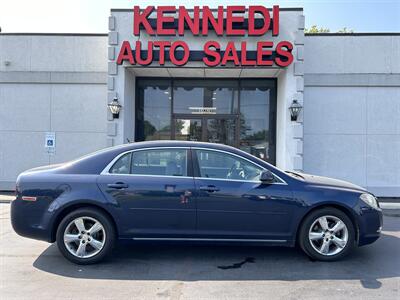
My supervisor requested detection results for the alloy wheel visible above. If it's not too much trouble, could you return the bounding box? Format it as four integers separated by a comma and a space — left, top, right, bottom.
63, 216, 106, 259
308, 215, 349, 256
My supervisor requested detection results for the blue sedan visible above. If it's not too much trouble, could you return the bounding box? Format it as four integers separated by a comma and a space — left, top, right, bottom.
11, 141, 382, 264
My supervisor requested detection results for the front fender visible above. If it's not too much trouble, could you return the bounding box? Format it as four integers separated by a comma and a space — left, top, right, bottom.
289, 187, 362, 244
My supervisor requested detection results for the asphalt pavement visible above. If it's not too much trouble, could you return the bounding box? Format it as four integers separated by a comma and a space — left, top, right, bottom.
0, 203, 399, 300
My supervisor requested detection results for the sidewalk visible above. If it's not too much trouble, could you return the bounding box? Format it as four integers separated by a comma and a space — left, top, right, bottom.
0, 192, 14, 203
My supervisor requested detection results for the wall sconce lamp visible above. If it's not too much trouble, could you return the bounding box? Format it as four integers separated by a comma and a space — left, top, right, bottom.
108, 97, 122, 119
289, 100, 302, 121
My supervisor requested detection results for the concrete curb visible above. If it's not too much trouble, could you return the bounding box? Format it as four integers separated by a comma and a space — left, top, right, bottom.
380, 202, 400, 209
0, 197, 14, 203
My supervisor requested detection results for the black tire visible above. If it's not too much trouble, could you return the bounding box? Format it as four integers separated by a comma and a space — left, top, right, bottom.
299, 207, 356, 261
56, 207, 116, 264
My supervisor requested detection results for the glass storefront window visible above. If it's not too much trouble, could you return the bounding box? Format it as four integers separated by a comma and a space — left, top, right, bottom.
136, 79, 171, 141
206, 118, 236, 147
173, 80, 238, 114
239, 80, 276, 164
136, 78, 277, 165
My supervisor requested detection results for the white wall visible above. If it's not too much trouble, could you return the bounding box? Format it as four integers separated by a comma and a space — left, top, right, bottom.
304, 35, 400, 197
0, 35, 108, 189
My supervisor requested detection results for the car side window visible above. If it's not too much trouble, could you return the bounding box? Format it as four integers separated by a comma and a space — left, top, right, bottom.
109, 153, 132, 174
131, 149, 188, 177
195, 150, 263, 181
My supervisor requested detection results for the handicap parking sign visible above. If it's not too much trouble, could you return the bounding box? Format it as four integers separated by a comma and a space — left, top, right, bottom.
45, 132, 56, 154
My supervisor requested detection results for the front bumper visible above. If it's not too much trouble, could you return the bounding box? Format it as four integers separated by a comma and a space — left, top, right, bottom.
357, 206, 383, 246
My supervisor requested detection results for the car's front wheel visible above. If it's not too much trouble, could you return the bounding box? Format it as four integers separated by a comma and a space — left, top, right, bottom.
299, 207, 355, 261
56, 208, 115, 264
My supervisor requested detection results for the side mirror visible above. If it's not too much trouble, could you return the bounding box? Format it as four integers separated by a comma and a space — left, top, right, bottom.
260, 170, 275, 184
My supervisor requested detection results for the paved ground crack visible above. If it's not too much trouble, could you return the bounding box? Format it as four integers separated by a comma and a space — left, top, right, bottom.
217, 257, 255, 270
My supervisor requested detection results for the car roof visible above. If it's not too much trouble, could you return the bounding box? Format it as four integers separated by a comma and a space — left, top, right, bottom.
61, 140, 246, 174
109, 140, 239, 152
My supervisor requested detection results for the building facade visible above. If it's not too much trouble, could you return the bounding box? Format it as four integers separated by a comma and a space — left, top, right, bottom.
0, 6, 399, 196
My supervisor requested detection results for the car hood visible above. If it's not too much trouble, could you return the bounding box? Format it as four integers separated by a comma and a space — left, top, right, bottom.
300, 173, 367, 192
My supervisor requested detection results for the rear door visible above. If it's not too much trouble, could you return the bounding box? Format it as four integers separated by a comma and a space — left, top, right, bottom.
193, 148, 295, 241
97, 147, 196, 238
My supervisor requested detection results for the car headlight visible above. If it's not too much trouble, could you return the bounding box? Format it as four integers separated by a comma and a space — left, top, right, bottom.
360, 193, 379, 209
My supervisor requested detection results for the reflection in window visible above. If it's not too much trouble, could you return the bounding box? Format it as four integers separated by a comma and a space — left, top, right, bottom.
175, 119, 202, 141
136, 80, 171, 141
173, 80, 238, 114
240, 80, 276, 164
109, 153, 132, 174
207, 118, 236, 146
135, 78, 277, 165
132, 149, 187, 177
196, 150, 262, 181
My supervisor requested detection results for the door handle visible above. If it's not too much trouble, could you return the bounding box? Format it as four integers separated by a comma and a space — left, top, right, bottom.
107, 182, 128, 189
256, 195, 271, 200
199, 185, 220, 192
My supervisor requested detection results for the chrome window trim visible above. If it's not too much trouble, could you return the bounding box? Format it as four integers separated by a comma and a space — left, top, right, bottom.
192, 147, 287, 185
193, 177, 273, 184
100, 146, 287, 185
102, 173, 194, 180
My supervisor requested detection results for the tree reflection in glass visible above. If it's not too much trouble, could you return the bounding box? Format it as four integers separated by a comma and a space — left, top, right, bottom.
240, 81, 276, 164
136, 80, 172, 141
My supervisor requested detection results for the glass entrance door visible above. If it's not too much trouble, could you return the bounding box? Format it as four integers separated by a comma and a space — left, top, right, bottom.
173, 116, 238, 147
174, 118, 202, 142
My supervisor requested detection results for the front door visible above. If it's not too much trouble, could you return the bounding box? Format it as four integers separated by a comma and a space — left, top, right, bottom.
173, 116, 238, 147
192, 148, 295, 241
97, 148, 196, 238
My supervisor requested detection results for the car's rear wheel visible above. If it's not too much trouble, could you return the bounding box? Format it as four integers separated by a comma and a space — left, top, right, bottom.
299, 207, 355, 261
56, 208, 115, 264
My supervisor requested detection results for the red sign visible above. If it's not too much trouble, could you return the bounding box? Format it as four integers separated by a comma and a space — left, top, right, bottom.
117, 6, 294, 67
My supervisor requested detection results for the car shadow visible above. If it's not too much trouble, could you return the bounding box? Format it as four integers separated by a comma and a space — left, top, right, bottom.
33, 230, 400, 289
